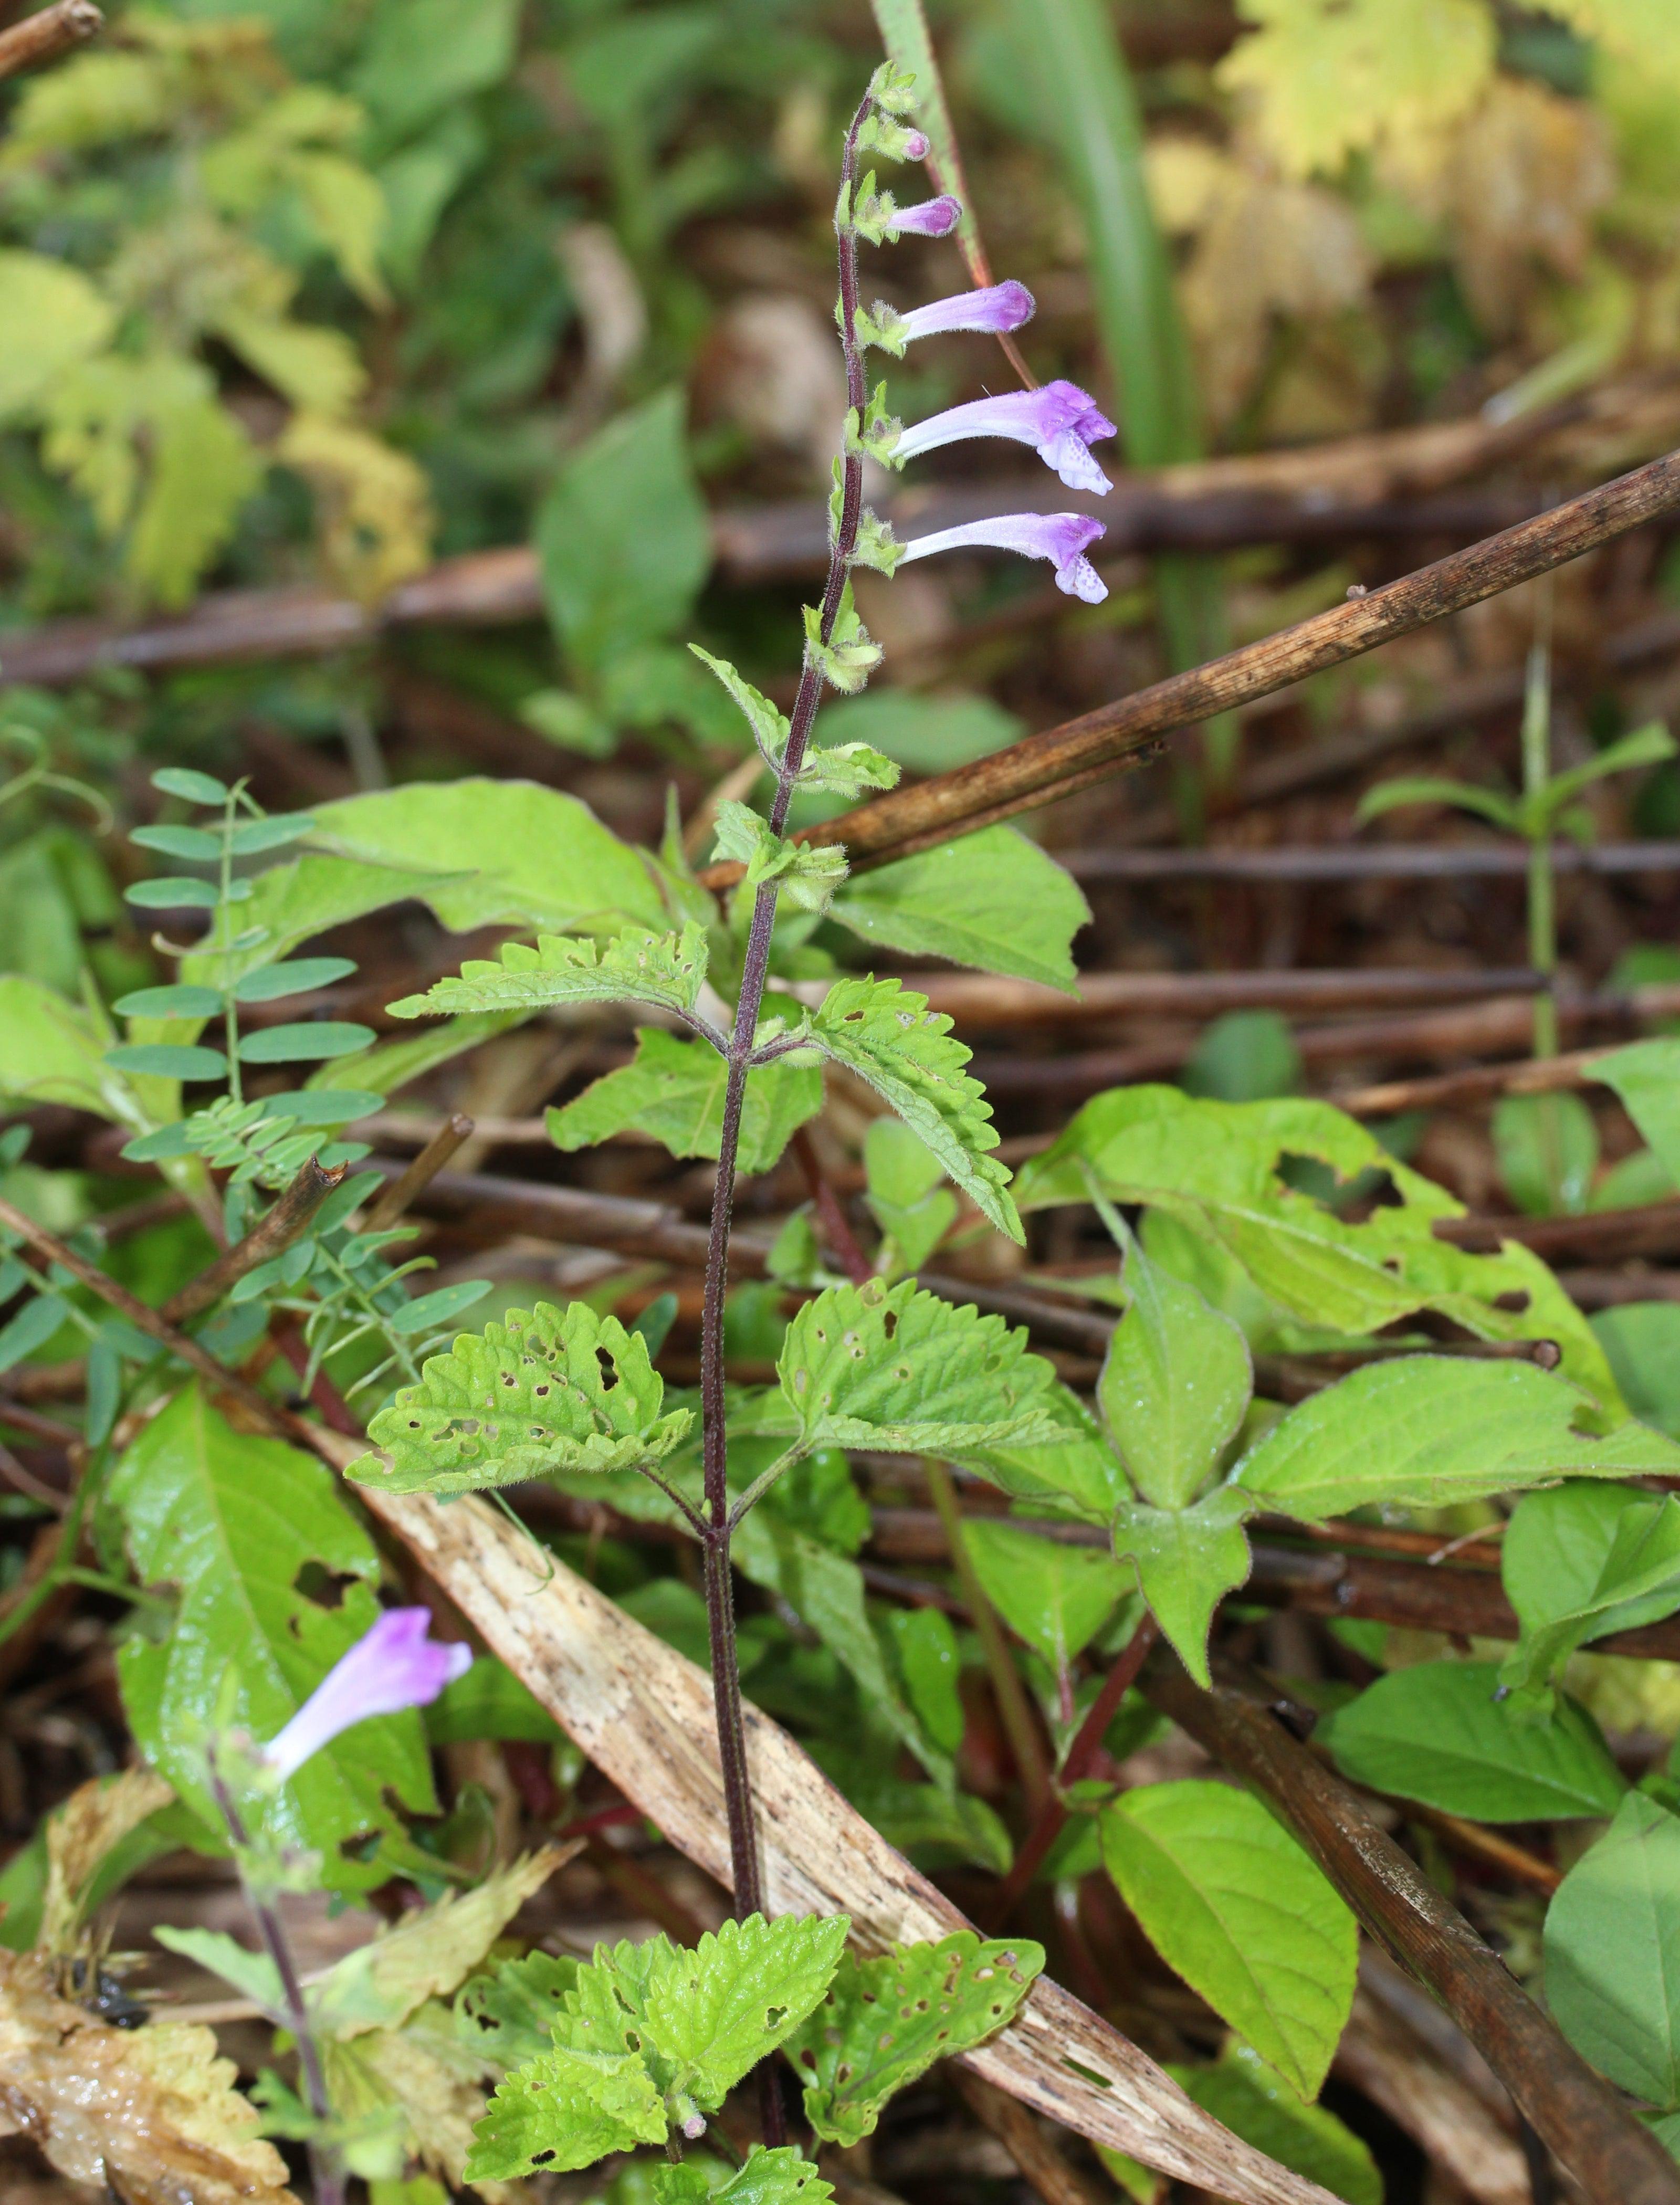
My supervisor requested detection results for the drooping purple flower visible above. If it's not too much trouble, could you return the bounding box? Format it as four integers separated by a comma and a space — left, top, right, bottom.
900, 512, 1108, 603
887, 194, 961, 238
894, 279, 1035, 345
894, 380, 1117, 494
261, 1609, 472, 1781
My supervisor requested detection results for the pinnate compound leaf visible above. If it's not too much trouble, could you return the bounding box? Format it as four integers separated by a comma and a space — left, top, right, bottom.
466, 2039, 667, 2180
1232, 1356, 1680, 1524
457, 1950, 580, 2072
350, 1303, 691, 1495
789, 1933, 1043, 2147
387, 922, 710, 1022
963, 1521, 1131, 1674
778, 1278, 1064, 1456
110, 1389, 435, 1893
310, 1849, 564, 2037
1101, 1239, 1253, 1509
657, 2148, 834, 2205
1320, 1662, 1626, 1821
1100, 1779, 1357, 2099
806, 976, 1021, 1241
1111, 1488, 1254, 1687
548, 1028, 822, 1174
1544, 1791, 1680, 2107
1502, 1482, 1680, 1696
0, 1950, 296, 2204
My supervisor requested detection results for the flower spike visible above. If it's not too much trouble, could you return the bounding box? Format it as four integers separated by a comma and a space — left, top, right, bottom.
260, 1608, 471, 1780
900, 512, 1109, 603
894, 380, 1117, 494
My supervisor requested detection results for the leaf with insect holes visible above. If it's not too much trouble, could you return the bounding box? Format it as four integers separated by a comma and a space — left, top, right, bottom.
456, 1951, 580, 2073
466, 2037, 668, 2180
689, 646, 790, 765
385, 922, 710, 1023
348, 1301, 692, 1495
656, 2149, 835, 2205
788, 1934, 1044, 2147
712, 803, 848, 914
1101, 1779, 1357, 2099
778, 1278, 1066, 1457
805, 975, 1021, 1241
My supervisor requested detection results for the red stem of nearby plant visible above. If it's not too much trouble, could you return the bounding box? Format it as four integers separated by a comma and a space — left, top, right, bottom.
988, 1616, 1159, 1925
693, 83, 874, 2145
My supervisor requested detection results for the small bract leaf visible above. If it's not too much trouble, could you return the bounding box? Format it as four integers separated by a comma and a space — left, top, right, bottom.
789, 1933, 1043, 2146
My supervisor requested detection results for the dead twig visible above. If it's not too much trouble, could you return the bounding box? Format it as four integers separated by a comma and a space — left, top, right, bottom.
160, 1157, 347, 1325
0, 0, 100, 80
362, 1114, 474, 1233
952, 2071, 1110, 2205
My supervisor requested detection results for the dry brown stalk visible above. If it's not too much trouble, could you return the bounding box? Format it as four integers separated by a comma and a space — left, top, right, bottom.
161, 1157, 347, 1325
0, 0, 100, 81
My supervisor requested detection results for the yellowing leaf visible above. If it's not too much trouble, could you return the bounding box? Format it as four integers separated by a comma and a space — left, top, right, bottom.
1219, 0, 1495, 178
39, 1768, 173, 1958
0, 253, 115, 421
291, 150, 391, 306
278, 412, 435, 602
326, 2002, 520, 2205
3, 49, 172, 155
217, 308, 367, 415
0, 1950, 296, 2204
1545, 0, 1680, 91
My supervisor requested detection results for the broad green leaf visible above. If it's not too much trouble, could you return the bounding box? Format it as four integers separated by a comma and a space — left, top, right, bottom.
1232, 1357, 1680, 1523
815, 690, 1022, 773
1493, 1093, 1599, 1217
806, 976, 1021, 1241
110, 1388, 436, 1892
349, 1301, 691, 1494
1320, 1661, 1626, 1820
657, 2149, 834, 2205
180, 855, 465, 994
388, 922, 709, 1021
1501, 1483, 1680, 1694
1100, 1240, 1252, 1509
1148, 2045, 1380, 2205
0, 251, 115, 419
1594, 1039, 1680, 1189
789, 1934, 1044, 2146
954, 1382, 1131, 1525
310, 1850, 562, 2037
457, 1950, 580, 2072
963, 1520, 1130, 1674
1544, 1792, 1680, 2106
152, 1925, 284, 2015
1593, 1304, 1680, 1437
829, 827, 1090, 994
864, 1118, 957, 1275
0, 975, 143, 1127
425, 1658, 562, 1745
1182, 1011, 1301, 1104
1101, 1779, 1357, 2099
884, 1606, 965, 1756
777, 1278, 1063, 1456
1111, 1488, 1254, 1687
466, 2038, 667, 2180
307, 781, 667, 937
353, 0, 521, 140
547, 1029, 821, 1174
536, 389, 710, 670
713, 803, 848, 914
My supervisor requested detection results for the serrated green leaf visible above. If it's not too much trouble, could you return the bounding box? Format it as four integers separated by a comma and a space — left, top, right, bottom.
388, 922, 710, 1022
548, 1028, 821, 1174
349, 1301, 691, 1495
109, 1388, 436, 1892
1320, 1661, 1626, 1820
690, 646, 789, 764
658, 2149, 834, 2205
1100, 1236, 1252, 1509
311, 1850, 562, 2038
1101, 1779, 1357, 2099
830, 827, 1089, 993
964, 1520, 1130, 1674
1232, 1357, 1680, 1523
806, 976, 1021, 1241
457, 1950, 581, 2073
1500, 1482, 1680, 1694
1111, 1487, 1254, 1686
789, 1934, 1043, 2146
713, 803, 848, 914
1544, 1792, 1680, 2107
776, 1278, 1064, 1455
466, 2039, 667, 2181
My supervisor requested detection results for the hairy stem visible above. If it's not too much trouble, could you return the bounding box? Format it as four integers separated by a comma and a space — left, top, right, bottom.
692, 82, 876, 2145
1522, 583, 1558, 1059
205, 1752, 342, 2205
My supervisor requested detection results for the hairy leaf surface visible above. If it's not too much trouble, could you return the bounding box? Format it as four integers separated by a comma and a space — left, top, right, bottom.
388, 922, 709, 1021
548, 1028, 822, 1173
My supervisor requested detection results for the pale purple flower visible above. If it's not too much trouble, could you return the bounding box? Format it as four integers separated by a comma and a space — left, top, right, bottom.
261, 1609, 471, 1781
902, 129, 930, 160
900, 512, 1109, 603
888, 194, 961, 238
895, 380, 1117, 494
895, 279, 1035, 344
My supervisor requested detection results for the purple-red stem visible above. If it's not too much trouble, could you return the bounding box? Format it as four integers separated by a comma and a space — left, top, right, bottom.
694, 84, 875, 2145
986, 1616, 1159, 1926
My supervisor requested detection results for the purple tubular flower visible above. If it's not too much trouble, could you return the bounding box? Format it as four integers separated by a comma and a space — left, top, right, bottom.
900, 512, 1108, 603
894, 379, 1117, 494
895, 279, 1035, 345
888, 193, 961, 238
903, 129, 930, 159
261, 1609, 472, 1781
